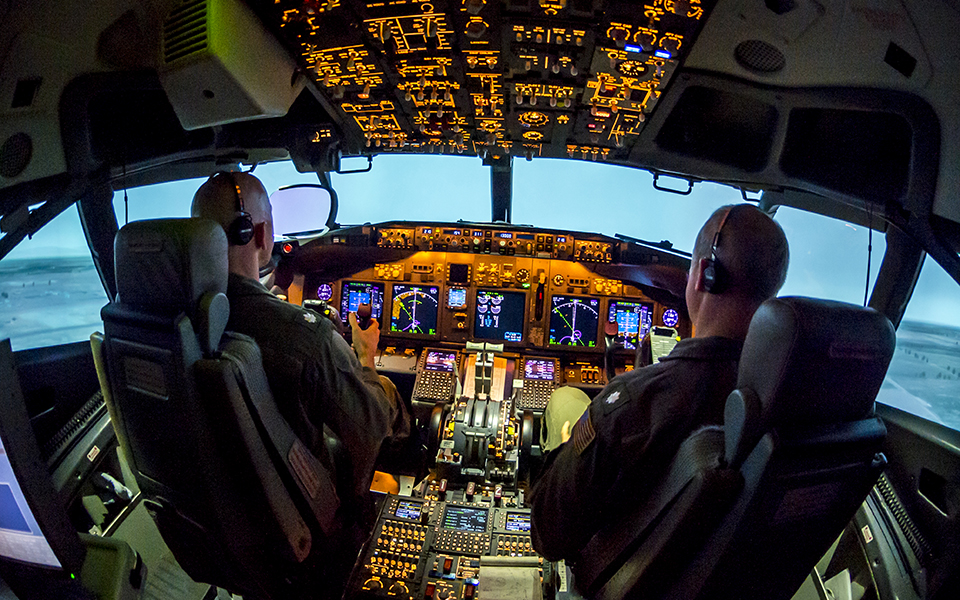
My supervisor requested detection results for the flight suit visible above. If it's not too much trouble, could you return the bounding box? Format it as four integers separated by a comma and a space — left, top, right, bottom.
529, 336, 743, 563
225, 273, 403, 506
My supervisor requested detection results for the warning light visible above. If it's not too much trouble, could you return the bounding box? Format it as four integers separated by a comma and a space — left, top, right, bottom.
624, 44, 642, 53
282, 243, 294, 254
654, 50, 671, 59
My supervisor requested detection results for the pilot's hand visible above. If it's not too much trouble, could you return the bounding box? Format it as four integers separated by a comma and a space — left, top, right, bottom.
561, 420, 572, 444
349, 311, 380, 370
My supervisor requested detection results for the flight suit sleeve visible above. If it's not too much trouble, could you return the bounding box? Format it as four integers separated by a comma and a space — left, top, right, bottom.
529, 399, 616, 562
311, 331, 394, 500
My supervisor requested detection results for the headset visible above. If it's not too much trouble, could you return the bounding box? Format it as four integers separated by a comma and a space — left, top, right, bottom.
214, 171, 254, 246
702, 205, 736, 294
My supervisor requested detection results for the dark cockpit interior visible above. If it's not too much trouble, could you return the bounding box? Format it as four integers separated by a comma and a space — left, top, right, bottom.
2, 1, 960, 600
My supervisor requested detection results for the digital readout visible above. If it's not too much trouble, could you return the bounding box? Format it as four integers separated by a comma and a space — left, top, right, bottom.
443, 506, 488, 533
340, 281, 384, 319
524, 359, 555, 381
394, 500, 422, 520
505, 513, 531, 533
425, 351, 457, 373
447, 287, 467, 309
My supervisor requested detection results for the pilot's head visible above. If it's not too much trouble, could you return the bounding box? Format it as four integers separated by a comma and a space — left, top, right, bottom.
686, 204, 789, 334
192, 171, 274, 278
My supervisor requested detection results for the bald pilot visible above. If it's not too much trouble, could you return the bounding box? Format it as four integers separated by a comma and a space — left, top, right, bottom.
530, 203, 790, 564
191, 171, 408, 514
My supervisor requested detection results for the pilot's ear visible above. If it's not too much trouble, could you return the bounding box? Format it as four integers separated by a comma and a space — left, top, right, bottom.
693, 257, 711, 293
253, 221, 268, 249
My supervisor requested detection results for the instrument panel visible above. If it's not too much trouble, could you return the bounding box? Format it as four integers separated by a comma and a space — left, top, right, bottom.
298, 225, 690, 357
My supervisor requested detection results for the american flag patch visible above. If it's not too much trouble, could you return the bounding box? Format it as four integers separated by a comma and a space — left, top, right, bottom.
572, 409, 596, 455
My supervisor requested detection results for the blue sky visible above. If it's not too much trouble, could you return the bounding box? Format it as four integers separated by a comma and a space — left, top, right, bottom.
4, 156, 957, 326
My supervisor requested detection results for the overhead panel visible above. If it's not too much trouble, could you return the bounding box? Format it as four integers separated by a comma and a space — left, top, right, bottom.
260, 0, 714, 163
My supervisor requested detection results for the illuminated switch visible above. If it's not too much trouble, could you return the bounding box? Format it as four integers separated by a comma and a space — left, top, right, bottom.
466, 481, 476, 500
443, 557, 453, 574
424, 582, 436, 599
438, 478, 448, 500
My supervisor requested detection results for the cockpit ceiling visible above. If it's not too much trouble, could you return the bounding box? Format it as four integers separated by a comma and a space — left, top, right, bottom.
251, 0, 714, 161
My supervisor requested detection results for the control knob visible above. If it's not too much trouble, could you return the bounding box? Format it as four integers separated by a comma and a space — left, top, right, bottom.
516, 268, 529, 283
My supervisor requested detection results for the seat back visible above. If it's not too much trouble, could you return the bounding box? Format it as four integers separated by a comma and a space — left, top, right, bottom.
99, 218, 337, 599
578, 297, 895, 600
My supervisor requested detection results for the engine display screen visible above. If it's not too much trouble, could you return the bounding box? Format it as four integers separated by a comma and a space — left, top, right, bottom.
608, 301, 654, 350
390, 284, 439, 336
505, 512, 531, 533
425, 350, 457, 373
340, 281, 384, 319
549, 296, 600, 347
394, 500, 422, 520
474, 290, 525, 343
524, 359, 555, 381
443, 506, 488, 532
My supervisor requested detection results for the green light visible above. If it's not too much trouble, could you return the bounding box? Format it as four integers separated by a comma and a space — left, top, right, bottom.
522, 283, 530, 288
70, 573, 76, 580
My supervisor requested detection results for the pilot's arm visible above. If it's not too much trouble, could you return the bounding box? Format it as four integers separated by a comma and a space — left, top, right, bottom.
529, 397, 618, 563
312, 327, 395, 501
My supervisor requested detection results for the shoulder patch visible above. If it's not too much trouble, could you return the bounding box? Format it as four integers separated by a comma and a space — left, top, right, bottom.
572, 409, 596, 455
302, 311, 317, 324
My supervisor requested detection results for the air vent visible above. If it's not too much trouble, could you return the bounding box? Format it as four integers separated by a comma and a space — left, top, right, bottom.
876, 473, 933, 565
163, 0, 208, 65
0, 133, 32, 179
735, 40, 786, 74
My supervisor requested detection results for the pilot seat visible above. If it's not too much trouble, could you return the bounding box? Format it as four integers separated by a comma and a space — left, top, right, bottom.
574, 296, 896, 600
95, 218, 341, 599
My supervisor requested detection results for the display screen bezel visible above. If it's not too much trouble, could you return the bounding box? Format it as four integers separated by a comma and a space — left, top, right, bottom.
442, 505, 489, 533
608, 300, 655, 350
339, 281, 385, 322
388, 283, 441, 339
473, 289, 526, 344
548, 295, 601, 348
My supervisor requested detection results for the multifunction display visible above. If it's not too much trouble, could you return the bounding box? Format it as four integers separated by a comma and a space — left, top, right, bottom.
608, 301, 654, 350
523, 359, 555, 381
474, 290, 525, 343
447, 287, 467, 309
425, 350, 457, 373
443, 506, 488, 533
394, 500, 422, 521
390, 284, 439, 336
549, 296, 600, 347
340, 281, 384, 319
505, 512, 531, 533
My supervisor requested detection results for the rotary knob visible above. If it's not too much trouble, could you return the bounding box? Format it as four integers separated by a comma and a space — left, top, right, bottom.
553, 274, 564, 286
516, 269, 529, 283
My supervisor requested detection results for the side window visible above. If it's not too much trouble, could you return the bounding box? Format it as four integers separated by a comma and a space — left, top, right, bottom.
877, 256, 960, 430
0, 206, 108, 351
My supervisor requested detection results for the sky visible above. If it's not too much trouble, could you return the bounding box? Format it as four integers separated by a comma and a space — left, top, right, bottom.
3, 156, 957, 327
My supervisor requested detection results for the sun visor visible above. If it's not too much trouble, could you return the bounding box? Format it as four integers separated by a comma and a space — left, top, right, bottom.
159, 0, 304, 130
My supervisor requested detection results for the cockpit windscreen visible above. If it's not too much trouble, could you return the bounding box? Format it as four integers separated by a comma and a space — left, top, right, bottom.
340, 281, 384, 319
608, 301, 654, 350
390, 284, 440, 336
549, 296, 600, 347
475, 290, 525, 343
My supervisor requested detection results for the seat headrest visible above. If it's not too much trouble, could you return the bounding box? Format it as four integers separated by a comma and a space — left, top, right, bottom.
114, 218, 228, 315
737, 297, 895, 428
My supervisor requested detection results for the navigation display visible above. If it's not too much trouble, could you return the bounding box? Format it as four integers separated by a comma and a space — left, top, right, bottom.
475, 290, 525, 343
425, 350, 457, 373
524, 359, 555, 381
443, 506, 488, 532
340, 281, 384, 319
608, 301, 654, 350
549, 296, 600, 347
505, 512, 531, 533
390, 284, 439, 336
394, 500, 422, 520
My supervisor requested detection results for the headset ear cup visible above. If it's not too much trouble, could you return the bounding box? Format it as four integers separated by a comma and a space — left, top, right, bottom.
229, 212, 254, 245
702, 258, 717, 293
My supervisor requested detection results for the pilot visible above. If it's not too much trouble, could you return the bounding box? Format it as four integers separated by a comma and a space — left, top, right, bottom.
529, 203, 789, 564
190, 171, 410, 520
